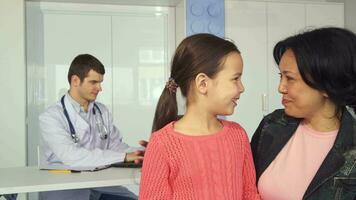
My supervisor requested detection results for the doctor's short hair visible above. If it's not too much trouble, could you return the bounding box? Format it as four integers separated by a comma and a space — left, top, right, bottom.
67, 54, 105, 84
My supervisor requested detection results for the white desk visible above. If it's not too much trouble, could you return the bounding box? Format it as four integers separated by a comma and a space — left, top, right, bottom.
0, 166, 140, 195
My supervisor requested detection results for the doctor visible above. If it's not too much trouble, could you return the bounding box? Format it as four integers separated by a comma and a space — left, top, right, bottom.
39, 54, 145, 200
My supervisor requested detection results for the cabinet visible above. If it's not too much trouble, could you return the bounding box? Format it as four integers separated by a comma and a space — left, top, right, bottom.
26, 1, 345, 164
26, 2, 175, 166
111, 14, 174, 145
225, 1, 268, 137
225, 1, 344, 137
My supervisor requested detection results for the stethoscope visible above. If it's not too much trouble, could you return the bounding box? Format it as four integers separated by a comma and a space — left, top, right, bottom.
61, 95, 109, 143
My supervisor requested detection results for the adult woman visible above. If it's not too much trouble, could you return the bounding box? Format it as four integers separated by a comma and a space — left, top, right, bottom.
251, 27, 356, 199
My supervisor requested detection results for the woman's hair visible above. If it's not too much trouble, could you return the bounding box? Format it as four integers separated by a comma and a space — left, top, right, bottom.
151, 33, 240, 132
273, 27, 356, 115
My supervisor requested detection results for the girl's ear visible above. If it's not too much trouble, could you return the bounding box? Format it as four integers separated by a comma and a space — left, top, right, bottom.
195, 73, 209, 95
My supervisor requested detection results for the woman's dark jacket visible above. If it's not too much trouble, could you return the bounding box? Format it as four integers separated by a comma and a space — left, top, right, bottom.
251, 109, 356, 200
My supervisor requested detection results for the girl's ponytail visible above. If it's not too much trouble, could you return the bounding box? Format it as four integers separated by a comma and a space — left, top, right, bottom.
151, 78, 179, 132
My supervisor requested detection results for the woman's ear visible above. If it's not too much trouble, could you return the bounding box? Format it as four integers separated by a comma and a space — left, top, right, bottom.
322, 91, 329, 98
195, 73, 209, 95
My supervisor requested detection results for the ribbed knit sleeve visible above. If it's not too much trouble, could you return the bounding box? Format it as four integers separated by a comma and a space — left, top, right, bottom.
139, 133, 172, 200
241, 130, 261, 200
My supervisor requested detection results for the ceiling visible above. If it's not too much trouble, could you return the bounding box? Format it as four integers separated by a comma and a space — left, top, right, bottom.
26, 0, 183, 7
26, 0, 344, 7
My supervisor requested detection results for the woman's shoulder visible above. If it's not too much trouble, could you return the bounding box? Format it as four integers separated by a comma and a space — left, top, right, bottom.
264, 109, 286, 120
261, 109, 300, 125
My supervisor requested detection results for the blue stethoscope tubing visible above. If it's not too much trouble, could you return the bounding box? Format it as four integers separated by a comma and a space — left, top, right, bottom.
60, 95, 107, 143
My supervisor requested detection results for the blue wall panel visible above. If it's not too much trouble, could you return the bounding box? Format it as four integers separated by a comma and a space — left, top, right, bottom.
186, 0, 225, 37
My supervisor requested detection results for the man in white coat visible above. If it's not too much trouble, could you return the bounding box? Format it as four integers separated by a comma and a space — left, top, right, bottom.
39, 54, 146, 200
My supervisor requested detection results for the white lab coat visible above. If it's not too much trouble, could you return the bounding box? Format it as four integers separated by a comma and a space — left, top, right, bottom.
39, 93, 138, 200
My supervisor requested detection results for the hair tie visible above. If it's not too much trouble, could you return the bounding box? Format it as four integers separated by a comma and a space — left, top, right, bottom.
165, 77, 178, 93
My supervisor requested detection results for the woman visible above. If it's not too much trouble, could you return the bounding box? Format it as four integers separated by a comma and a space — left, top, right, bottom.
251, 27, 356, 199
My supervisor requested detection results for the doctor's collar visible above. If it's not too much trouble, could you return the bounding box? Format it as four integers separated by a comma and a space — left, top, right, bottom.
66, 93, 95, 114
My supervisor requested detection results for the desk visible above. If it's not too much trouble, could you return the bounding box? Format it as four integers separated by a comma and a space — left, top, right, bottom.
0, 166, 140, 195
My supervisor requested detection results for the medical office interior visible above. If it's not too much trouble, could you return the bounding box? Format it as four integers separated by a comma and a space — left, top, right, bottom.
1, 0, 356, 199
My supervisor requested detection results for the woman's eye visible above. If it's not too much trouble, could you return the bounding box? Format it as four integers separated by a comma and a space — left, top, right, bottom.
278, 73, 294, 81
286, 76, 294, 80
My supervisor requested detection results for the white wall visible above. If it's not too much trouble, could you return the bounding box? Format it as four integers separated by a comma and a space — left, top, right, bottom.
344, 0, 356, 33
225, 0, 344, 137
0, 0, 27, 168
326, 0, 356, 33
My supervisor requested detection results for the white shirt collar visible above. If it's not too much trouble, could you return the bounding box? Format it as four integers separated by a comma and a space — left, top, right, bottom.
66, 92, 94, 114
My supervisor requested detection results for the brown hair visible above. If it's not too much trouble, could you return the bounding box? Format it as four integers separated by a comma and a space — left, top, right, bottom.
67, 54, 105, 84
151, 34, 240, 132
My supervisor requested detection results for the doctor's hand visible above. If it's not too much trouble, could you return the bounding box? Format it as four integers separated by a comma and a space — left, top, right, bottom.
131, 140, 148, 164
124, 152, 144, 163
124, 140, 148, 163
138, 140, 148, 148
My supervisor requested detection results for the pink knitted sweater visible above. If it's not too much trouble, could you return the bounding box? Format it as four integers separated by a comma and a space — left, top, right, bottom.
139, 120, 260, 200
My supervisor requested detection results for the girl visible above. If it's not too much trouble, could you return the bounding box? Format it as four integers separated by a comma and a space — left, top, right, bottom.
139, 33, 260, 200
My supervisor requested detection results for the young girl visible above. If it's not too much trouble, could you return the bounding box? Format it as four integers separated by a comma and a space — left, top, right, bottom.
139, 33, 260, 200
